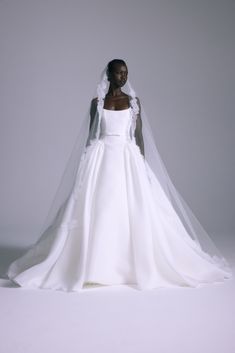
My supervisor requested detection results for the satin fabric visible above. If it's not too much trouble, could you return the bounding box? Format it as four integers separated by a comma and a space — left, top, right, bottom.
7, 108, 231, 291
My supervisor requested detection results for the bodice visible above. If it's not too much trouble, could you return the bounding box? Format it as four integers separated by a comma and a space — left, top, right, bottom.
100, 107, 133, 140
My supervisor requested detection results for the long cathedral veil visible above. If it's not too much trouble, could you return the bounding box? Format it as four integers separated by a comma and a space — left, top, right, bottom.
34, 63, 232, 274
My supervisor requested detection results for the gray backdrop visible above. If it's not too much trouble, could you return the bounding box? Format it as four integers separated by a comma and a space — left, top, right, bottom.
0, 0, 234, 248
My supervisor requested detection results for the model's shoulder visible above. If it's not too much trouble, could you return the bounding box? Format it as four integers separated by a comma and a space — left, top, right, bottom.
128, 95, 141, 111
135, 96, 141, 105
91, 97, 98, 105
127, 94, 140, 102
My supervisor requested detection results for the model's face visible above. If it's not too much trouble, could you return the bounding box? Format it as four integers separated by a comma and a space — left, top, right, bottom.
109, 64, 128, 87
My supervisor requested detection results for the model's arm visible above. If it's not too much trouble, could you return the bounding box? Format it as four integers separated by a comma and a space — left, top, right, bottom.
89, 97, 98, 132
134, 97, 145, 158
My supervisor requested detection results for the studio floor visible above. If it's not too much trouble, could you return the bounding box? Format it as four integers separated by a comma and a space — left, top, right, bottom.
0, 238, 234, 353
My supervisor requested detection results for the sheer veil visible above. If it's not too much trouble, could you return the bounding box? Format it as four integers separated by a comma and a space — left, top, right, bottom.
34, 63, 232, 274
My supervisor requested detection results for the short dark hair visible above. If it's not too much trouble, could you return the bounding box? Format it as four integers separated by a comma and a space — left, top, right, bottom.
106, 59, 127, 76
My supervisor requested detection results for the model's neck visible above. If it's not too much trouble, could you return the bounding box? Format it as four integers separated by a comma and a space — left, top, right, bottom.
107, 85, 122, 97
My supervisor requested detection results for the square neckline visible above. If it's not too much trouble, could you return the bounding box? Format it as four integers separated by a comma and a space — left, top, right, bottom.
103, 107, 131, 112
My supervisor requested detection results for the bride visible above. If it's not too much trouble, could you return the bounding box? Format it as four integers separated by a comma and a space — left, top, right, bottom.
5, 59, 232, 292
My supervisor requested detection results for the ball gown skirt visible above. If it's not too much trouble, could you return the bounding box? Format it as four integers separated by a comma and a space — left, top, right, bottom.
6, 107, 232, 292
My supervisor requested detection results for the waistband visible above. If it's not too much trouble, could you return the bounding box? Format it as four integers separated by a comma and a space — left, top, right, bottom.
100, 133, 127, 137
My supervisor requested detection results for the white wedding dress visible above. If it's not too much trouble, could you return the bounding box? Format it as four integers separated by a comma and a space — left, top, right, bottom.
6, 107, 232, 291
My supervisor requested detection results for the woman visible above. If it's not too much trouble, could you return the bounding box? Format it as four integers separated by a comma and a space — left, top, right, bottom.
5, 59, 232, 292
90, 59, 144, 157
